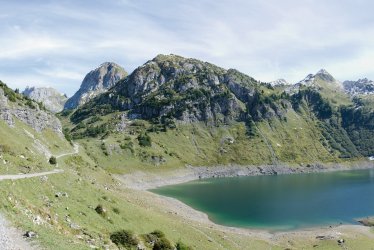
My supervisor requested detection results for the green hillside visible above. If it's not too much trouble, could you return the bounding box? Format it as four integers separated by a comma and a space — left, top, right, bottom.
1, 55, 374, 249
60, 55, 373, 174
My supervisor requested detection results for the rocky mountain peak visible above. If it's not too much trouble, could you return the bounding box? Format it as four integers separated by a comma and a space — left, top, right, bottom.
315, 69, 335, 82
22, 86, 67, 113
64, 62, 127, 109
270, 79, 290, 86
73, 54, 269, 124
343, 78, 374, 96
296, 69, 337, 87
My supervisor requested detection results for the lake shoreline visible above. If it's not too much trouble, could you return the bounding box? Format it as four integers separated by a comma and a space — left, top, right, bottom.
115, 161, 374, 246
118, 160, 374, 190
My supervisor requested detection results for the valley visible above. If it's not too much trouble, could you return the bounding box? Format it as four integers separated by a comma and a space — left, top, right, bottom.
0, 54, 374, 249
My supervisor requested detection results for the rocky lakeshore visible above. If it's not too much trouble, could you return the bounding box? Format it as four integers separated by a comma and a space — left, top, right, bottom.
117, 161, 374, 190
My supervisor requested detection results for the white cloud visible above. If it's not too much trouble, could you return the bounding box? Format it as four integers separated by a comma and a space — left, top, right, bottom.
0, 0, 374, 94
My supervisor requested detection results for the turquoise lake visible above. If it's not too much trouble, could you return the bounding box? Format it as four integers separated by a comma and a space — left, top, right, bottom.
151, 169, 374, 231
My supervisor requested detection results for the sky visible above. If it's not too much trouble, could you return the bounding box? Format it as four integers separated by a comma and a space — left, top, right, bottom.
1, 0, 374, 96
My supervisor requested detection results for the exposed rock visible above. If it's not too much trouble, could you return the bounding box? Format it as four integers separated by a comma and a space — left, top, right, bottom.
55, 192, 68, 198
24, 231, 37, 238
337, 238, 345, 244
64, 62, 127, 109
23, 86, 67, 113
287, 69, 343, 93
343, 78, 374, 96
0, 88, 8, 106
269, 78, 290, 86
11, 108, 62, 134
0, 83, 63, 134
76, 55, 265, 124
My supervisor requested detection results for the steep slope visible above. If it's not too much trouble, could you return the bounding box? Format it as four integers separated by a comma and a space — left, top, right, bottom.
22, 86, 67, 113
64, 62, 127, 109
0, 81, 72, 175
60, 54, 374, 172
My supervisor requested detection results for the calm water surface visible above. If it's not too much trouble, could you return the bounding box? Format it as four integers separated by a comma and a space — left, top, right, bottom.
152, 169, 374, 230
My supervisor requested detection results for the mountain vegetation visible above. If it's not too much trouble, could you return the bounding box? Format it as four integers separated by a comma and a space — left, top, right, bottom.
1, 55, 374, 249
60, 55, 374, 172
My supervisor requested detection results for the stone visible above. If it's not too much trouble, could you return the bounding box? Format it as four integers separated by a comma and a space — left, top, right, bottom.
64, 62, 127, 109
24, 231, 37, 238
337, 239, 345, 244
22, 87, 67, 113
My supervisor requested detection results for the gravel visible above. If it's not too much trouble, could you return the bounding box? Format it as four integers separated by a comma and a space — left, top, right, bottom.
0, 214, 37, 250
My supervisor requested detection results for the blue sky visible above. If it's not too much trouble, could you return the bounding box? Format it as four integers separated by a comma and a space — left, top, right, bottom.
1, 0, 374, 96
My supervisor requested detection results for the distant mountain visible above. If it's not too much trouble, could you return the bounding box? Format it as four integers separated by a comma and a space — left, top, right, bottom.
343, 78, 374, 96
295, 69, 341, 88
269, 79, 290, 86
22, 86, 67, 113
0, 81, 62, 134
64, 62, 127, 110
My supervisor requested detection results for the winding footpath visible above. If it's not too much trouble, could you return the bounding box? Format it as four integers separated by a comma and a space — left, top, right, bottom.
0, 143, 79, 249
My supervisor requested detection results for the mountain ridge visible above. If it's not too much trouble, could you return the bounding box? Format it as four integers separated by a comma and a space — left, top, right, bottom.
64, 62, 128, 110
60, 54, 374, 172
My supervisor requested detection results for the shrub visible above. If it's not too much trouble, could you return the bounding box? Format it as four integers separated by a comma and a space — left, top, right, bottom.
137, 133, 152, 147
176, 241, 193, 250
95, 204, 107, 215
112, 207, 120, 214
153, 237, 173, 250
150, 230, 165, 238
49, 156, 57, 165
110, 230, 139, 249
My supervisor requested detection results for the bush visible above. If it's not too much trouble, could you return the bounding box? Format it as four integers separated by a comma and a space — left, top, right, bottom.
150, 230, 165, 238
153, 237, 173, 250
49, 156, 57, 165
176, 241, 193, 250
95, 204, 107, 215
110, 230, 139, 249
112, 207, 120, 214
137, 133, 152, 147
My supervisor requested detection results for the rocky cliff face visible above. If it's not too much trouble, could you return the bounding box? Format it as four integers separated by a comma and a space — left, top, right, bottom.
72, 54, 287, 124
0, 82, 62, 135
64, 62, 127, 109
22, 87, 67, 113
343, 78, 374, 96
65, 55, 374, 162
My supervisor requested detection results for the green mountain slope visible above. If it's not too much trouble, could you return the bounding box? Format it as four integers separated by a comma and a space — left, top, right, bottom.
1, 57, 374, 249
61, 55, 374, 173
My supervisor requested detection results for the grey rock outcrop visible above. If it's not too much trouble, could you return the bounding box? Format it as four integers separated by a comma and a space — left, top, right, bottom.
0, 84, 62, 135
269, 78, 290, 86
343, 78, 374, 96
73, 54, 289, 124
64, 62, 127, 109
110, 54, 256, 123
23, 87, 67, 113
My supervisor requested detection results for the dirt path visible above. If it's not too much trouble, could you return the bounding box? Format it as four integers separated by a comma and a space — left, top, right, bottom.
0, 214, 37, 250
0, 144, 80, 249
0, 169, 63, 181
56, 143, 79, 159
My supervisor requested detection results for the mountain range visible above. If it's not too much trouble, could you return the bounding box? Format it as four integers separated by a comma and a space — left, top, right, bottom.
54, 54, 373, 170
1, 54, 374, 249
